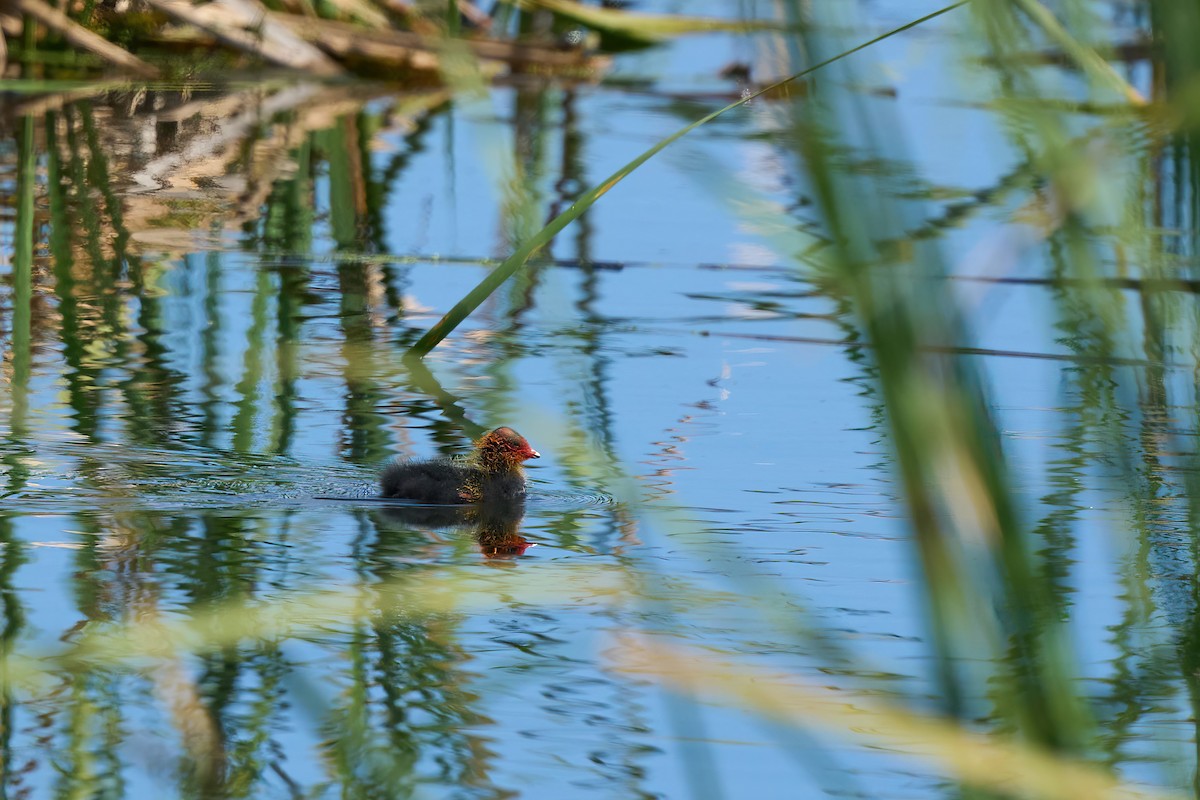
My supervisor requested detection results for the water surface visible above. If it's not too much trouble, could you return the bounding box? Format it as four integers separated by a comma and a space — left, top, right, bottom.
1, 2, 1196, 798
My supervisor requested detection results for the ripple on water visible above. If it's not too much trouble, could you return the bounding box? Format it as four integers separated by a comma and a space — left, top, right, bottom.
0, 442, 616, 515
525, 487, 617, 511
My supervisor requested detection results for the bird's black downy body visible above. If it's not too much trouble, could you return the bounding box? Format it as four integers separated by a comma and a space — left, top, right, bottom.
379, 427, 540, 504
379, 459, 527, 504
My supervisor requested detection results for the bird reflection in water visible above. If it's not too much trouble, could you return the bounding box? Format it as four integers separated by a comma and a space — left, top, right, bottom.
376, 498, 534, 559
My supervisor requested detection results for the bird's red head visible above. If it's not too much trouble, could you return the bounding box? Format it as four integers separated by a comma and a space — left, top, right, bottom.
479, 427, 540, 462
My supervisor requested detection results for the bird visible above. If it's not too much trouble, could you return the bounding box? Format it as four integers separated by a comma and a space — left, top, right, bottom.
380, 427, 540, 504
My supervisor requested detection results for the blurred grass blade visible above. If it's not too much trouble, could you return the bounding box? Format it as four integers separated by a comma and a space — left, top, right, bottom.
1007, 0, 1146, 105
612, 638, 1180, 800
0, 561, 635, 692
406, 0, 970, 357
503, 0, 775, 42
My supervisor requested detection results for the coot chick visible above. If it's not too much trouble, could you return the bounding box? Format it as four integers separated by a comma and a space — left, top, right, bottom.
380, 427, 540, 504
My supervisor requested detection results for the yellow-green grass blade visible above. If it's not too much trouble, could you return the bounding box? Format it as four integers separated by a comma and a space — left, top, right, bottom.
1007, 0, 1146, 106
612, 639, 1181, 800
502, 0, 777, 42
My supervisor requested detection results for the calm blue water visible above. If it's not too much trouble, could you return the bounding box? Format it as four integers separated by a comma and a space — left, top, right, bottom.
0, 1, 1193, 797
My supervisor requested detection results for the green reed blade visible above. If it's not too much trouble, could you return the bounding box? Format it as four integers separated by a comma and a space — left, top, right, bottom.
406, 0, 971, 357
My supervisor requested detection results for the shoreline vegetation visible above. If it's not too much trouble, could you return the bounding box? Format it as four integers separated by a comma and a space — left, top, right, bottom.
0, 0, 734, 82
